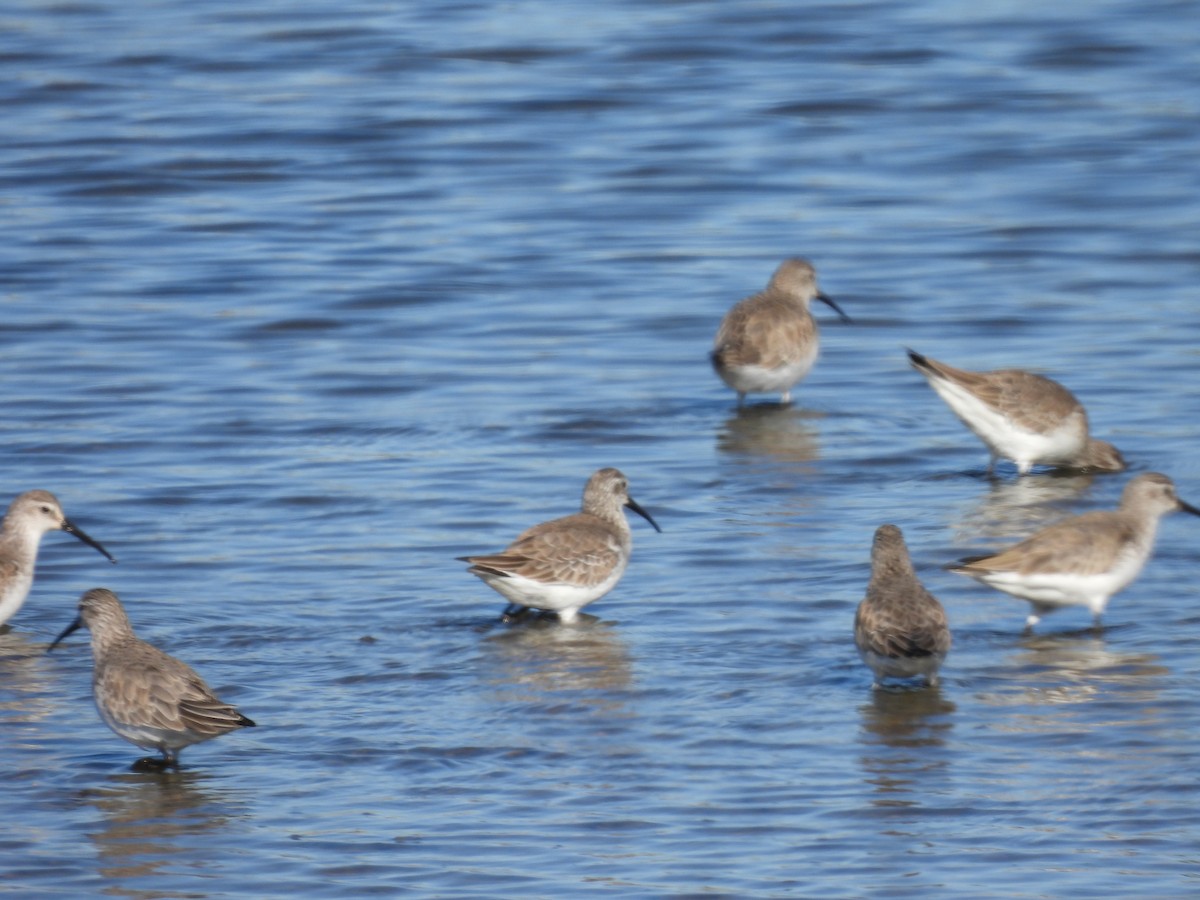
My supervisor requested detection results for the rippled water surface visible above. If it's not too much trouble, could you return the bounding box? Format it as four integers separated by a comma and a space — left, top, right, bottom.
3, 0, 1200, 896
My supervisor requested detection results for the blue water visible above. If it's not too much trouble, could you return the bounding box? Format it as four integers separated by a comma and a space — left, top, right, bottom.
2, 0, 1200, 896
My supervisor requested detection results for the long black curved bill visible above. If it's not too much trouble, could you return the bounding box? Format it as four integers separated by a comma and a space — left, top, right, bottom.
816, 291, 852, 324
47, 616, 83, 652
63, 518, 117, 564
626, 497, 662, 533
1179, 498, 1200, 517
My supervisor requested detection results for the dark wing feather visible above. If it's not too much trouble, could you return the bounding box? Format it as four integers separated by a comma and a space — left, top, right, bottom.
856, 584, 951, 659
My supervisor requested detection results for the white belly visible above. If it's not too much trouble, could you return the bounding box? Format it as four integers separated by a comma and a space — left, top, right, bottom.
97, 699, 201, 752
718, 351, 817, 395
0, 571, 34, 626
480, 563, 627, 621
929, 379, 1083, 471
974, 551, 1147, 615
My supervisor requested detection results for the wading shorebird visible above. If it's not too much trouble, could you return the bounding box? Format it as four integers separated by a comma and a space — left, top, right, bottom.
855, 524, 951, 688
908, 349, 1125, 476
460, 468, 661, 624
712, 258, 850, 406
948, 473, 1198, 630
49, 588, 256, 769
0, 490, 115, 627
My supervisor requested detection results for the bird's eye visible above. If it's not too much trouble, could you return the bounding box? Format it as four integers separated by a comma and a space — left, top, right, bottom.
39, 506, 52, 515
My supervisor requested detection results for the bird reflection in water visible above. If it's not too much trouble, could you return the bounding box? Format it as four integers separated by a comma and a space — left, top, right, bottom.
0, 629, 57, 726
716, 405, 822, 466
481, 615, 632, 711
953, 471, 1096, 544
80, 768, 245, 889
858, 686, 956, 809
988, 631, 1167, 710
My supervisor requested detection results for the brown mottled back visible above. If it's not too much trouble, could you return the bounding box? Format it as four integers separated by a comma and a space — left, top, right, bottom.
855, 525, 951, 672
712, 260, 821, 370
911, 353, 1083, 432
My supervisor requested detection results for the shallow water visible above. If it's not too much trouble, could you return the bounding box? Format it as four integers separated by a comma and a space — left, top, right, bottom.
3, 0, 1200, 896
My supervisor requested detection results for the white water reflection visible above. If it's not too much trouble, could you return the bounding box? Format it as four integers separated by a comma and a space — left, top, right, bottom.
480, 617, 634, 710
716, 406, 822, 466
953, 472, 1099, 544
0, 629, 60, 727
81, 770, 248, 896
978, 632, 1168, 713
857, 687, 957, 809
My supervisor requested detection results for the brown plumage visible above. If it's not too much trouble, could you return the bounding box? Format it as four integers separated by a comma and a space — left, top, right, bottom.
712, 259, 850, 406
948, 473, 1200, 629
908, 349, 1124, 475
48, 588, 255, 768
459, 468, 661, 623
462, 519, 621, 589
854, 525, 951, 688
954, 516, 1138, 579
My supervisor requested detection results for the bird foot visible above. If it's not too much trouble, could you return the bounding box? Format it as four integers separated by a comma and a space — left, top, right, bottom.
499, 605, 532, 624
132, 756, 177, 773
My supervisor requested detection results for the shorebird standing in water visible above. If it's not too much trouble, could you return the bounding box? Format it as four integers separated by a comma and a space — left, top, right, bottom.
908, 349, 1125, 475
460, 468, 661, 624
855, 524, 951, 688
0, 490, 115, 627
712, 259, 850, 406
948, 473, 1198, 630
49, 588, 256, 769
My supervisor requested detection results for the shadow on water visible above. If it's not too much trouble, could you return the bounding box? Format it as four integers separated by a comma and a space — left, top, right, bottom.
952, 471, 1097, 543
78, 768, 247, 892
479, 616, 633, 710
857, 686, 957, 809
715, 405, 822, 466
